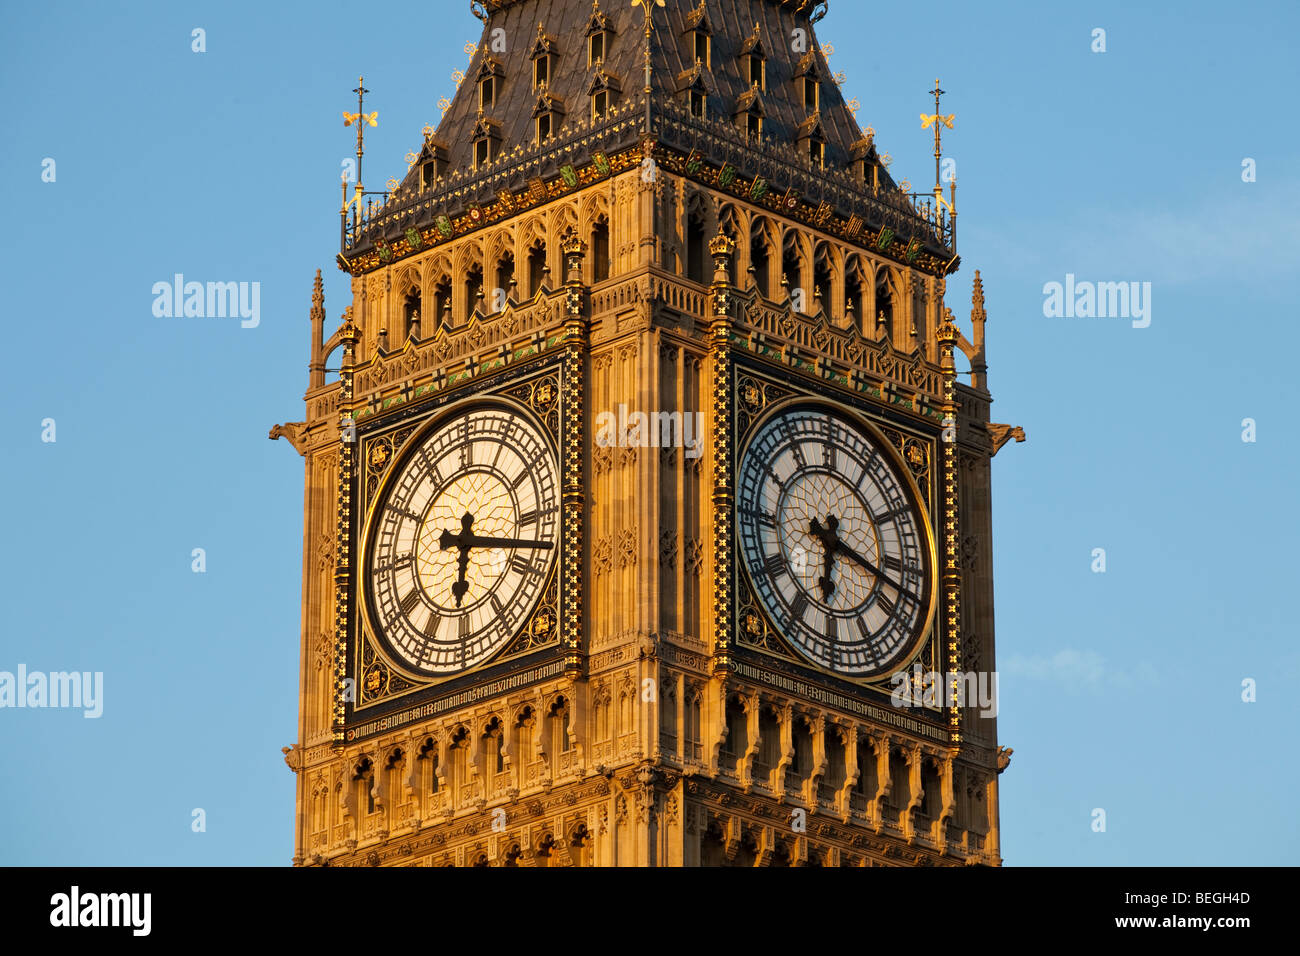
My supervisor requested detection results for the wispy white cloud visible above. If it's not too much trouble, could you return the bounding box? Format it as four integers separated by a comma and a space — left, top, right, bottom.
972, 181, 1300, 286
1001, 649, 1158, 692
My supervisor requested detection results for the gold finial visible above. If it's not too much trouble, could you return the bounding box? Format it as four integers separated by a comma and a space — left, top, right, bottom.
936, 310, 959, 347
631, 0, 665, 121
920, 78, 954, 211
561, 230, 588, 257
340, 78, 377, 218
709, 233, 736, 257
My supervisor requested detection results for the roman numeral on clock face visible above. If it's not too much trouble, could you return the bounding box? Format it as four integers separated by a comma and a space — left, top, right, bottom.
788, 592, 809, 623
510, 554, 543, 577
872, 505, 910, 527
765, 553, 788, 578
420, 449, 444, 488
400, 588, 422, 617
379, 554, 413, 574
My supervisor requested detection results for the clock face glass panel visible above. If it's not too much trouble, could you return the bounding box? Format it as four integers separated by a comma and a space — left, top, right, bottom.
364, 403, 559, 675
737, 404, 934, 677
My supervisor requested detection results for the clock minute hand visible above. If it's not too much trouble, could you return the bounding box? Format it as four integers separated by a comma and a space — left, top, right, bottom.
833, 541, 907, 594
459, 534, 555, 551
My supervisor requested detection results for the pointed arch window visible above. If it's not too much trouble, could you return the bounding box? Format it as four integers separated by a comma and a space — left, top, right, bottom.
417, 138, 448, 193
750, 220, 772, 297
757, 707, 782, 781
876, 269, 895, 337
813, 242, 833, 312
402, 284, 421, 340
740, 25, 767, 90
433, 276, 452, 329
678, 60, 709, 119
686, 204, 709, 285
463, 265, 484, 319
803, 77, 820, 111
850, 134, 880, 190
476, 56, 503, 111
684, 2, 712, 68
421, 159, 441, 191
586, 5, 613, 66
591, 218, 610, 282
531, 25, 559, 90
471, 115, 502, 168
794, 51, 822, 111
734, 87, 764, 140
353, 758, 375, 815
533, 92, 565, 143
494, 253, 515, 310
417, 737, 439, 796
548, 697, 572, 756
846, 256, 867, 325
796, 114, 826, 167
527, 241, 548, 296
588, 71, 621, 121
782, 231, 805, 309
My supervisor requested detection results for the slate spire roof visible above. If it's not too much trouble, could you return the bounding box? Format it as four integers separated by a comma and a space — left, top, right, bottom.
353, 0, 945, 261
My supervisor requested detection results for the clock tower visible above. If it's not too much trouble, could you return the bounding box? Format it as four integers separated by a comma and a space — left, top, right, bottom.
275, 0, 1018, 867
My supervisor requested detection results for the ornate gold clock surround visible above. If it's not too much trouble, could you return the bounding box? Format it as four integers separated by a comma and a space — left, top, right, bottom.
339, 363, 572, 742
728, 362, 947, 720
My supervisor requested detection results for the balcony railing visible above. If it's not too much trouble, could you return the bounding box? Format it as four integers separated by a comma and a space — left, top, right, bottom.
342, 91, 955, 257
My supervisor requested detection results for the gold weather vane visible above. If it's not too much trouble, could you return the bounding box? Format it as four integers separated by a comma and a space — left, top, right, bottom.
920, 78, 954, 213
343, 77, 378, 210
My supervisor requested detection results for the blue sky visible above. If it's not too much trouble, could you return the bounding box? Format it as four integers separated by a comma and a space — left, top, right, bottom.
0, 0, 1295, 865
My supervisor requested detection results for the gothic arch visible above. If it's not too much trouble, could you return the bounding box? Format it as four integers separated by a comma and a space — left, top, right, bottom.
811, 238, 843, 320
484, 228, 515, 274
580, 190, 611, 232
749, 214, 779, 297
517, 213, 547, 255
549, 203, 580, 253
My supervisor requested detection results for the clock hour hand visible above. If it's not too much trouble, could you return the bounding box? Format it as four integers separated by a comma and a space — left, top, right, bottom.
809, 515, 840, 600
438, 512, 476, 607
437, 514, 556, 608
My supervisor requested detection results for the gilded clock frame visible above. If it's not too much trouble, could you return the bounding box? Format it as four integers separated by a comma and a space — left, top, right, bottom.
730, 362, 944, 708
357, 392, 561, 679
336, 360, 572, 743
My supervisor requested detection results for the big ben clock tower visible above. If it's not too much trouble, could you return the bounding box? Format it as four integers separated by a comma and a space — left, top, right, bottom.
274, 0, 1019, 867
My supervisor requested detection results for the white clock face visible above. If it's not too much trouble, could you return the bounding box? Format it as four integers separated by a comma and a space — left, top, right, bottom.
737, 403, 935, 676
364, 403, 559, 675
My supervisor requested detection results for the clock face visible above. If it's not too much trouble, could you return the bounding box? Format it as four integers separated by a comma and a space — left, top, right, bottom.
737, 403, 935, 677
363, 402, 560, 675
